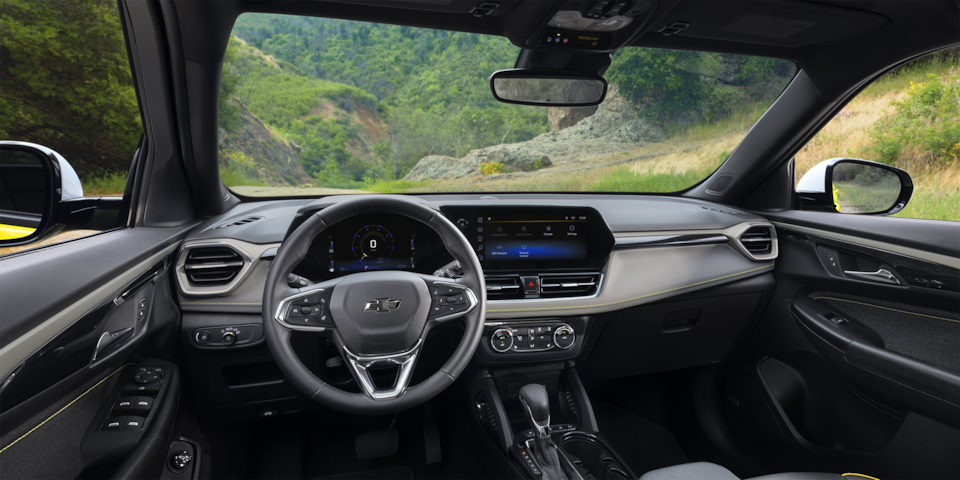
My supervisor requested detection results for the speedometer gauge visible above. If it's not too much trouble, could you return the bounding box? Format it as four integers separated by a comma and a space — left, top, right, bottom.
352, 225, 394, 263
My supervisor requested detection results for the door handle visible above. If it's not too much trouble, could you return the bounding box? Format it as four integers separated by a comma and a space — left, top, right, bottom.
843, 268, 901, 285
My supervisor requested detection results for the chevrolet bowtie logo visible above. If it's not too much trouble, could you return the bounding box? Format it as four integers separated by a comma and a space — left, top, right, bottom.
364, 298, 401, 313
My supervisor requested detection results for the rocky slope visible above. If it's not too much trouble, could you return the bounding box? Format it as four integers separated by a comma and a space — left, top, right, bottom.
404, 91, 663, 182
218, 98, 311, 186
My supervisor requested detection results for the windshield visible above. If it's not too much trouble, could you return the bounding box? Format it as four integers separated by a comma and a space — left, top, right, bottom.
218, 14, 797, 196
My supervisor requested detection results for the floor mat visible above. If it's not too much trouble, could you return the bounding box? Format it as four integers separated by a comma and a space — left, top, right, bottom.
593, 403, 689, 476
318, 467, 414, 480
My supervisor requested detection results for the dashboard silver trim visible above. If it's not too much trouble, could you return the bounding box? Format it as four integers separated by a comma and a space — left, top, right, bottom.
771, 221, 960, 270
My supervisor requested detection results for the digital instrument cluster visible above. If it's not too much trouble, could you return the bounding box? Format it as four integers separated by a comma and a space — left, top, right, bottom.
291, 213, 450, 281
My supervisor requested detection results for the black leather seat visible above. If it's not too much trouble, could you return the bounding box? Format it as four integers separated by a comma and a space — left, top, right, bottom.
639, 462, 852, 480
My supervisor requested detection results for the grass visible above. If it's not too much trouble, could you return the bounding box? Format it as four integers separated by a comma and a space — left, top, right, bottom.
220, 166, 268, 187
83, 171, 127, 196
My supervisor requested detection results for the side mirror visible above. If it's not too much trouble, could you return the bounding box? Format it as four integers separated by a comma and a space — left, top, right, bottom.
0, 142, 84, 246
490, 68, 607, 107
796, 158, 913, 215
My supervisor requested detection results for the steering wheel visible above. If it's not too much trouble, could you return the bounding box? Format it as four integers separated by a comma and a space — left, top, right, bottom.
262, 195, 486, 414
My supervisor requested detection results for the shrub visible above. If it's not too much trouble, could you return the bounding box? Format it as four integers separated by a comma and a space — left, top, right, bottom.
480, 161, 505, 176
871, 74, 960, 165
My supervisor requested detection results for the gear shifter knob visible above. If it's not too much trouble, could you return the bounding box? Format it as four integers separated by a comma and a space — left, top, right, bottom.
519, 384, 551, 437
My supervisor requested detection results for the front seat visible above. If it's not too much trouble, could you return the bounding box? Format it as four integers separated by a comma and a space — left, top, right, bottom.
639, 462, 866, 480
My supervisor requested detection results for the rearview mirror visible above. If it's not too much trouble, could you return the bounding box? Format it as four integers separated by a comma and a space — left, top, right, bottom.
490, 69, 607, 107
796, 158, 913, 215
0, 142, 84, 246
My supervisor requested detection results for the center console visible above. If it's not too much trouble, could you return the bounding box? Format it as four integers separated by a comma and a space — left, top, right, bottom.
468, 366, 635, 480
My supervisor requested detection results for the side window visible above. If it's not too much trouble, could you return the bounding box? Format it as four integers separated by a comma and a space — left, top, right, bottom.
795, 47, 959, 221
0, 0, 142, 255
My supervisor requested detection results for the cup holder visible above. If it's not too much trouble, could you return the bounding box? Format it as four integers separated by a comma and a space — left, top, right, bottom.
560, 433, 629, 480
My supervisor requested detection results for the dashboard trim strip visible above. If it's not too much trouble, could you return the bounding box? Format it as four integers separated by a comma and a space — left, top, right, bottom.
487, 262, 774, 316
771, 222, 960, 270
613, 234, 728, 249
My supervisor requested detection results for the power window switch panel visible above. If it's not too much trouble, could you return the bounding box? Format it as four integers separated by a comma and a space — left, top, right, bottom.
134, 396, 153, 410
103, 417, 126, 430
123, 416, 145, 430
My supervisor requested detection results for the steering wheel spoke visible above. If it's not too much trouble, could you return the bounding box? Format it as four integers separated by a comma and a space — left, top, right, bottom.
340, 338, 423, 400
422, 276, 480, 324
275, 279, 340, 331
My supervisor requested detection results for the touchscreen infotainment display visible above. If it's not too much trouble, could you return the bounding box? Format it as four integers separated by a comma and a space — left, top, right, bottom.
442, 206, 614, 271
477, 214, 588, 262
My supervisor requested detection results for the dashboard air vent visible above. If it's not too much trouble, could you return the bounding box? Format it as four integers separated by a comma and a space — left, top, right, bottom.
540, 273, 601, 298
216, 216, 263, 229
182, 247, 245, 287
736, 225, 777, 260
485, 275, 522, 300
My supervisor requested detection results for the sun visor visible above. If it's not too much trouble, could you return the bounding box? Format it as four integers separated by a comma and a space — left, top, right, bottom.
646, 1, 888, 48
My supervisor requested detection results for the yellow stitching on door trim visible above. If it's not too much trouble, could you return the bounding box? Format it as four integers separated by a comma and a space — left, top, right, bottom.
843, 473, 880, 480
814, 297, 959, 324
487, 264, 774, 313
0, 363, 134, 454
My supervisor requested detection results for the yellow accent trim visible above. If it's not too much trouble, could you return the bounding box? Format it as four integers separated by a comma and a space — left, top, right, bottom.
814, 297, 959, 324
843, 473, 880, 480
0, 363, 134, 454
0, 223, 35, 240
180, 302, 261, 305
487, 264, 774, 313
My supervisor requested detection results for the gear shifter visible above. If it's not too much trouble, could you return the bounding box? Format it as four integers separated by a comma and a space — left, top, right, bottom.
519, 384, 574, 480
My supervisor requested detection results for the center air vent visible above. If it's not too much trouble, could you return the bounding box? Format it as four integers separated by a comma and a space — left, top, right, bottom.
736, 225, 777, 261
485, 275, 522, 300
540, 273, 601, 298
216, 216, 263, 229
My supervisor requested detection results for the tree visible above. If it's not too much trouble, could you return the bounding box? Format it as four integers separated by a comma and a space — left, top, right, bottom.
0, 0, 141, 180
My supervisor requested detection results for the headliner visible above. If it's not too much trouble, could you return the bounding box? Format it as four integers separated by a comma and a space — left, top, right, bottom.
170, 0, 959, 101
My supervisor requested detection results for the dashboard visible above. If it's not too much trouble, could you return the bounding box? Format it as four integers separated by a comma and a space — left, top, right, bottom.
174, 194, 780, 415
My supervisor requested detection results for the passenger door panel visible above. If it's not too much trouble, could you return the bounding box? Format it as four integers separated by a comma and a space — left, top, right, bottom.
725, 211, 960, 479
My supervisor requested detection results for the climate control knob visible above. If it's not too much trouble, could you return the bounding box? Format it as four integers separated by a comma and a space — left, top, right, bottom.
553, 325, 575, 350
490, 328, 513, 353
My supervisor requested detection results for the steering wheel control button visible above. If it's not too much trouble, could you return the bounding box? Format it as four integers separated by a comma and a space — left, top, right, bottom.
295, 294, 320, 305
491, 328, 513, 352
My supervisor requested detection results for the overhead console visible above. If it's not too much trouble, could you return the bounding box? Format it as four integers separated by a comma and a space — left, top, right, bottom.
525, 0, 660, 52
